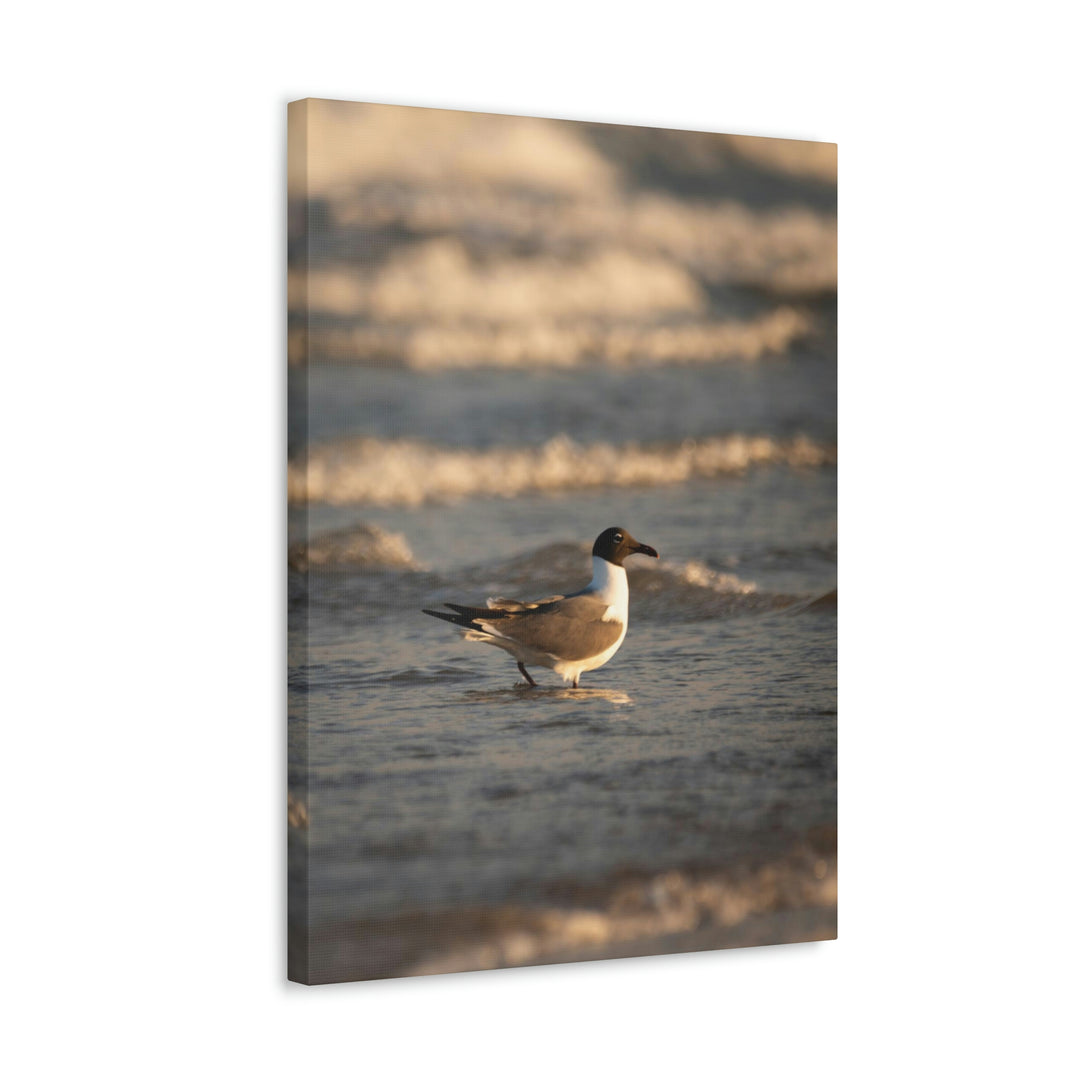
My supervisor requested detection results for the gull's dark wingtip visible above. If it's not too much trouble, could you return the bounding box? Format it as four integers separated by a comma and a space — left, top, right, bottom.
423, 607, 484, 630
422, 607, 455, 622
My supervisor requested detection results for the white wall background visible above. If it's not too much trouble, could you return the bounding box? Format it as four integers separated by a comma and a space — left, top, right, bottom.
4, 2, 1075, 1076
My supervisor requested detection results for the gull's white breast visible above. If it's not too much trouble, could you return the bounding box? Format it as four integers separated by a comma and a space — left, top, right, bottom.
587, 556, 630, 626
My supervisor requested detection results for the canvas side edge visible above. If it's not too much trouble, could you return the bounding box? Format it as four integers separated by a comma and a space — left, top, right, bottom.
286, 98, 313, 986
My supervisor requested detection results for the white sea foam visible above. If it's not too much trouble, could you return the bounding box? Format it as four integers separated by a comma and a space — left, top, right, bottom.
291, 306, 812, 369
289, 433, 836, 507
326, 190, 836, 295
292, 241, 705, 322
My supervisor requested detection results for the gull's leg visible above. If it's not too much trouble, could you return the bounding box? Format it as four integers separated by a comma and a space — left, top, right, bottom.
517, 662, 537, 687
572, 676, 579, 689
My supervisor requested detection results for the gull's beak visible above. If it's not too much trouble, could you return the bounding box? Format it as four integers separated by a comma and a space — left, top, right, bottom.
634, 543, 659, 559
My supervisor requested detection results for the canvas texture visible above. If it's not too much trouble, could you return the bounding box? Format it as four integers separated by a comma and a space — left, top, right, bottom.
288, 99, 837, 984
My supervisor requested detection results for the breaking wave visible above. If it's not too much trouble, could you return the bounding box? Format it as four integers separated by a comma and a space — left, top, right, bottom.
305, 832, 836, 981
629, 558, 801, 619
445, 541, 764, 598
291, 535, 805, 622
324, 192, 837, 295
291, 304, 812, 369
288, 234, 819, 369
289, 106, 835, 370
405, 847, 836, 977
287, 522, 422, 571
641, 557, 757, 595
289, 433, 836, 507
332, 240, 706, 322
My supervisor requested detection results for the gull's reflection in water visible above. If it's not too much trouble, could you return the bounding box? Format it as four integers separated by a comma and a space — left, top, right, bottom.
463, 686, 633, 706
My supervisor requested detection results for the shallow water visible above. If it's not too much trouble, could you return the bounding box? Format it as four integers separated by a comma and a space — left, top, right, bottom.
288, 381, 836, 979
289, 328, 836, 452
292, 567, 835, 924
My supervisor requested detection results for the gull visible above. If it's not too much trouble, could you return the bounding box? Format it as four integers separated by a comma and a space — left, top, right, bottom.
423, 526, 659, 688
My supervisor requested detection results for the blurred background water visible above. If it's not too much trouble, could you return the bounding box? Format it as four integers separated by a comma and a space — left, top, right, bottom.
288, 100, 836, 982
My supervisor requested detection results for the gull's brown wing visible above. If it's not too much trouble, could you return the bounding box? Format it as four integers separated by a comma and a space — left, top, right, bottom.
481, 594, 622, 661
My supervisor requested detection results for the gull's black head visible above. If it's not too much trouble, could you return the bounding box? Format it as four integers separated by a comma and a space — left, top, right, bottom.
592, 526, 659, 567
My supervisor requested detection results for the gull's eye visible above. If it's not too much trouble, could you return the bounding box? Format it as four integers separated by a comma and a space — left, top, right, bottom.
614, 533, 623, 542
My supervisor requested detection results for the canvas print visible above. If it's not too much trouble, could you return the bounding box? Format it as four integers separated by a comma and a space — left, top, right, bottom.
288, 99, 837, 984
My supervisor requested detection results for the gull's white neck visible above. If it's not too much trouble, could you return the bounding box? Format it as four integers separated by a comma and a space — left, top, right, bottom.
588, 556, 629, 621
